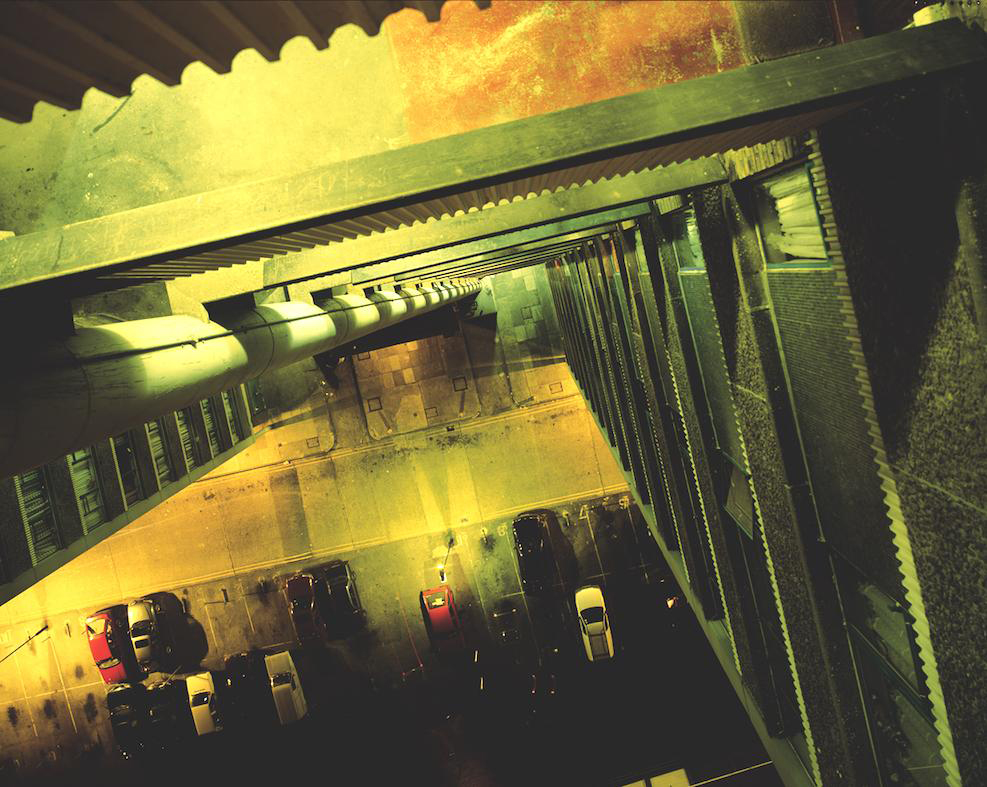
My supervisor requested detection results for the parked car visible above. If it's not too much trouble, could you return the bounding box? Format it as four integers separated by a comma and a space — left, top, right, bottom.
420, 585, 465, 653
574, 585, 614, 662
86, 605, 138, 684
264, 651, 307, 725
128, 597, 166, 673
146, 679, 194, 748
512, 513, 555, 593
319, 559, 364, 632
186, 671, 223, 736
284, 574, 325, 643
107, 682, 148, 758
224, 651, 278, 728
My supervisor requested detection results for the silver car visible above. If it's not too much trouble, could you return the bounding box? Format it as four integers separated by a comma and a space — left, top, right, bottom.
574, 585, 614, 662
127, 598, 162, 672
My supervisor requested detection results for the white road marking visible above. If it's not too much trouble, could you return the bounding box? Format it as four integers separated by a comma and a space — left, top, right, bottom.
585, 508, 607, 581
46, 638, 77, 733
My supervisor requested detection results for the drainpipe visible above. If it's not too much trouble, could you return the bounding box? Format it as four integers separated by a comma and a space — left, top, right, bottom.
0, 280, 480, 479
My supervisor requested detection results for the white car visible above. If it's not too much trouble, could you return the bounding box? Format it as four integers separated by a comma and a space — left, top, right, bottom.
127, 598, 161, 672
186, 671, 223, 736
264, 651, 307, 725
574, 585, 614, 662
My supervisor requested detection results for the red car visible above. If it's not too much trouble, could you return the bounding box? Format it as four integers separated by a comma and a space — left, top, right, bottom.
86, 606, 137, 684
284, 574, 325, 642
419, 585, 465, 652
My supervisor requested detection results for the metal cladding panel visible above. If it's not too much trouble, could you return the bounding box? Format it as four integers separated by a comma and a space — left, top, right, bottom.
767, 269, 902, 597
0, 0, 483, 123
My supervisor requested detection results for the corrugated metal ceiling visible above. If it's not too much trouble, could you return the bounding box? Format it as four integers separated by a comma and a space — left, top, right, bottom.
0, 0, 489, 123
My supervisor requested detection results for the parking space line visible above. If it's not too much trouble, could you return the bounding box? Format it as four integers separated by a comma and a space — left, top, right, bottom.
202, 597, 219, 651
621, 507, 651, 585
395, 595, 423, 673
23, 679, 102, 701
239, 581, 256, 634
12, 647, 39, 738
46, 638, 77, 733
506, 547, 541, 657
585, 509, 606, 583
458, 534, 489, 627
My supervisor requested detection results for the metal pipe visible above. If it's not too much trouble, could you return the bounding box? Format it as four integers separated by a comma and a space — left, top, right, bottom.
0, 280, 480, 479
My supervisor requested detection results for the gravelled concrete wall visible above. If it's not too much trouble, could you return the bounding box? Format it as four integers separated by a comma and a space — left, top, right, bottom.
720, 187, 876, 786
820, 82, 987, 786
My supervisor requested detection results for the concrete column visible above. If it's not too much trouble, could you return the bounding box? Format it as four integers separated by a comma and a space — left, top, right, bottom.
42, 455, 84, 545
720, 182, 875, 786
0, 477, 32, 581
232, 385, 253, 436
91, 440, 126, 521
131, 425, 161, 497
187, 402, 213, 462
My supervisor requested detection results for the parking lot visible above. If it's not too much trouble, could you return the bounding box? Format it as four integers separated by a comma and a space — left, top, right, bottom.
0, 491, 778, 786
0, 269, 778, 786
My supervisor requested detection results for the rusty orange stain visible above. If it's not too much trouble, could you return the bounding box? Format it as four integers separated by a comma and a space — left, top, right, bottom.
384, 0, 746, 144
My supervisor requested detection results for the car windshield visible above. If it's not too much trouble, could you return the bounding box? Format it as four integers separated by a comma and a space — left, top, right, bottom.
190, 691, 211, 707
581, 606, 605, 625
426, 592, 447, 609
271, 672, 292, 688
86, 618, 106, 638
131, 620, 152, 636
134, 638, 151, 649
290, 598, 311, 611
97, 656, 120, 669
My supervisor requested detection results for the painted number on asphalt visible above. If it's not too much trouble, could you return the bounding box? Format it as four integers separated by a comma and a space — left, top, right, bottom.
579, 504, 591, 523
619, 495, 630, 510
497, 524, 508, 537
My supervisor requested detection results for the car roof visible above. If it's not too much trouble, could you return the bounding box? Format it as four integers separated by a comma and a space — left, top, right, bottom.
421, 586, 456, 632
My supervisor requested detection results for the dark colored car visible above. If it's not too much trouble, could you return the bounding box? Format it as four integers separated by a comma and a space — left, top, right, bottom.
224, 651, 279, 729
284, 573, 325, 643
512, 513, 555, 593
107, 682, 148, 758
86, 605, 139, 684
145, 679, 194, 749
319, 560, 364, 633
420, 585, 465, 653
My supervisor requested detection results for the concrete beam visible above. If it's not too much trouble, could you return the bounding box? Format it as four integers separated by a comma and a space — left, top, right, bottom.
392, 231, 604, 281
352, 200, 651, 285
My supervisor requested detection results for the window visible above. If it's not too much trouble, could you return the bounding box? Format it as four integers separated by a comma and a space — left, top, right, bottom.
69, 447, 106, 533
245, 378, 267, 418
832, 555, 943, 785
666, 207, 704, 270
14, 468, 61, 564
752, 166, 827, 265
176, 408, 199, 471
201, 399, 222, 457
146, 419, 174, 486
724, 465, 755, 539
834, 557, 925, 697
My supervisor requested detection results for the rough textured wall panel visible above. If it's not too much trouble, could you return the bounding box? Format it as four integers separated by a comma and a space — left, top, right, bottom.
820, 83, 987, 785
768, 270, 901, 598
